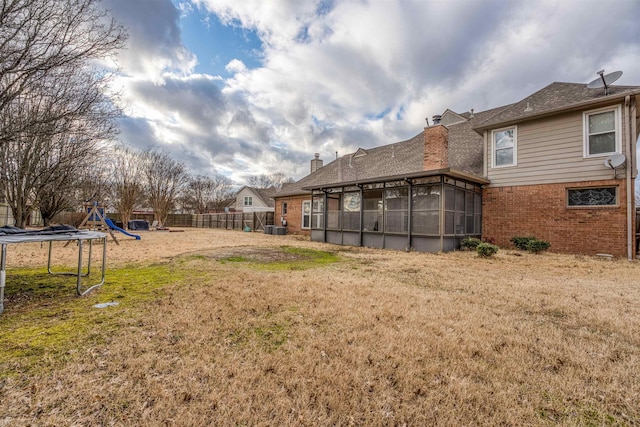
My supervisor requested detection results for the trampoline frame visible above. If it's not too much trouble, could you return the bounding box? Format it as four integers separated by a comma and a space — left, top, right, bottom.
0, 230, 107, 315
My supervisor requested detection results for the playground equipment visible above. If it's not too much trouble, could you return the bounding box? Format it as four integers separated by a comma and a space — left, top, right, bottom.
76, 202, 141, 244
104, 218, 140, 240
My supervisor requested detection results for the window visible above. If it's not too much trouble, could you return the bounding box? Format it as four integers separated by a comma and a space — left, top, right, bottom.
282, 202, 288, 215
567, 187, 617, 207
584, 106, 621, 157
244, 196, 253, 206
311, 196, 324, 228
492, 126, 517, 167
302, 200, 311, 229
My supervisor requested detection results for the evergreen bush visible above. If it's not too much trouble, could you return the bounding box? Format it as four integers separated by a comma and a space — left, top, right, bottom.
461, 237, 482, 251
526, 239, 551, 254
477, 242, 499, 258
510, 236, 536, 250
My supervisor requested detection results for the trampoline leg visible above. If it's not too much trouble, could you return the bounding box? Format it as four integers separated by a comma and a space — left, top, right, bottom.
76, 239, 83, 296
77, 237, 106, 296
0, 244, 5, 314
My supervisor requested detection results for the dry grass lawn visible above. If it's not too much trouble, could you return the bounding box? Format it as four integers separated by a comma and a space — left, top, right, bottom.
0, 228, 639, 426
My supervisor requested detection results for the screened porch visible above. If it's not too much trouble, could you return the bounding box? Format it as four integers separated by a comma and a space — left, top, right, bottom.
308, 174, 486, 252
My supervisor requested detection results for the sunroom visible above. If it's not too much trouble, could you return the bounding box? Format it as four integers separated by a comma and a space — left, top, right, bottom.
306, 170, 488, 252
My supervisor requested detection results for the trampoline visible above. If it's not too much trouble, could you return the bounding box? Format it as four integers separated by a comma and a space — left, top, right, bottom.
0, 226, 107, 315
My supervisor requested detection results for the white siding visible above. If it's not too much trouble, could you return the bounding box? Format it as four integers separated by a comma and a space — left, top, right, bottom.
235, 188, 274, 213
486, 104, 629, 187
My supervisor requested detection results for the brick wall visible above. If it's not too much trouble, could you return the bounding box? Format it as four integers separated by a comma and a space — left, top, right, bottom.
482, 179, 633, 257
423, 124, 448, 170
274, 195, 311, 235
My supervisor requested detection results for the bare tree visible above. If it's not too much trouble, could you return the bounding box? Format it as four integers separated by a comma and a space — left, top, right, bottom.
0, 0, 126, 146
107, 145, 143, 228
183, 174, 234, 214
36, 136, 107, 226
142, 148, 188, 227
0, 0, 125, 227
0, 63, 120, 227
209, 175, 236, 212
247, 172, 294, 189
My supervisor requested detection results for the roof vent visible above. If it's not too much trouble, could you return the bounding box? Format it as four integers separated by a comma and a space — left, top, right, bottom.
432, 115, 442, 125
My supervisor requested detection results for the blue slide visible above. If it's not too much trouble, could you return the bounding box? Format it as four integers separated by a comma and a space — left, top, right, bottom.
104, 218, 141, 240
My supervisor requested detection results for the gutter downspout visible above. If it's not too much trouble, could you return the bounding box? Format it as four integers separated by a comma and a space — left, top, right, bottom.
358, 185, 364, 248
407, 180, 413, 251
323, 190, 328, 243
625, 95, 633, 260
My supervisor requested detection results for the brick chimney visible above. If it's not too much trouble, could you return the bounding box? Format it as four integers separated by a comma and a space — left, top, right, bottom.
423, 124, 448, 170
310, 153, 323, 173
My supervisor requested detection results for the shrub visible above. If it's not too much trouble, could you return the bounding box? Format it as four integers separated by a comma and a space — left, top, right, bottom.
526, 239, 551, 254
477, 242, 499, 258
510, 236, 536, 250
461, 237, 482, 251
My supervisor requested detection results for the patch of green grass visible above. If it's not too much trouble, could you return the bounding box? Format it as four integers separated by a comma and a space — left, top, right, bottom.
0, 264, 185, 377
228, 322, 290, 352
219, 255, 248, 263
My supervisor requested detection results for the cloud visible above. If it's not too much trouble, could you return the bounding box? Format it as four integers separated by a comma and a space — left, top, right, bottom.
225, 59, 247, 74
107, 0, 640, 184
103, 0, 196, 78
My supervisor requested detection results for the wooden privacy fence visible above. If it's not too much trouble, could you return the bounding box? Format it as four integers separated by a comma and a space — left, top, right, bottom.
192, 212, 274, 232
54, 211, 274, 231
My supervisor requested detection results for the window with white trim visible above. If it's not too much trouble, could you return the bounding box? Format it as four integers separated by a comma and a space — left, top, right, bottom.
244, 196, 252, 206
584, 106, 621, 157
301, 200, 311, 229
282, 202, 288, 215
492, 126, 517, 167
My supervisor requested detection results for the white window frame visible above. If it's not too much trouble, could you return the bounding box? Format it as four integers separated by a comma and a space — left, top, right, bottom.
244, 196, 252, 206
583, 105, 621, 158
301, 200, 311, 229
491, 126, 517, 168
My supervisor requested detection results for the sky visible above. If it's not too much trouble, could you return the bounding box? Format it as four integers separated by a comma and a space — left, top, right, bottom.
101, 0, 640, 185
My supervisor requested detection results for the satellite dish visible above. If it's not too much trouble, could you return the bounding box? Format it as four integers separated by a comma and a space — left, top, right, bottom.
604, 153, 626, 169
587, 70, 623, 94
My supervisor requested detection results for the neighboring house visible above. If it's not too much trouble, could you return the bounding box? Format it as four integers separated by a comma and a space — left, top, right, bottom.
274, 79, 640, 258
235, 186, 277, 213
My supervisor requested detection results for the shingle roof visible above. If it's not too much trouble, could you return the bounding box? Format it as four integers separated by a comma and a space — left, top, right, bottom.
447, 105, 511, 175
276, 132, 425, 197
276, 80, 640, 198
276, 107, 501, 196
474, 82, 640, 131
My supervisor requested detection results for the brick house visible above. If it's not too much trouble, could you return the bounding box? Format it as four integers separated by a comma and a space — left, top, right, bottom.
274, 79, 640, 258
